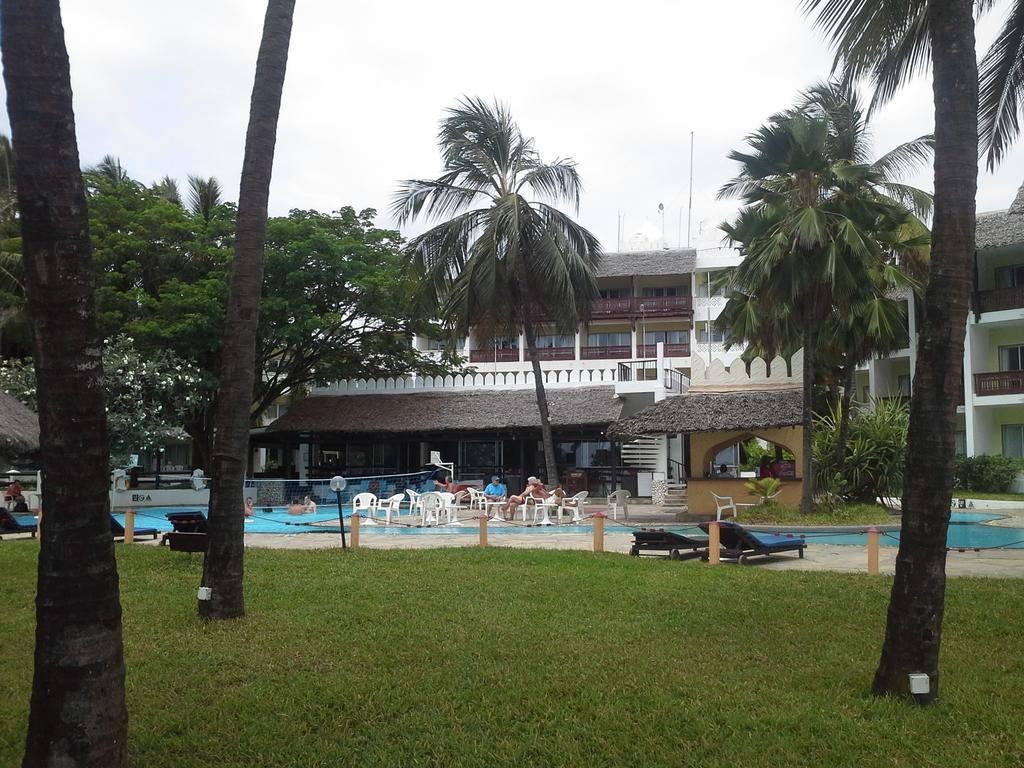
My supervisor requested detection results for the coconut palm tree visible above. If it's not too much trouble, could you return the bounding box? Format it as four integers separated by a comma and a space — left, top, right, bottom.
152, 175, 183, 206
393, 98, 601, 485
1, 0, 128, 764
719, 100, 928, 513
802, 0, 978, 703
199, 0, 295, 620
187, 175, 224, 222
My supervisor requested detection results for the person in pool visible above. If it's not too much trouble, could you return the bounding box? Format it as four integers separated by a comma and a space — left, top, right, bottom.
302, 495, 317, 514
287, 499, 304, 515
244, 497, 255, 517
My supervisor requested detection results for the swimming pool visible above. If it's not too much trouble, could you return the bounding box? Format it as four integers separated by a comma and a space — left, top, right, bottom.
118, 507, 1024, 548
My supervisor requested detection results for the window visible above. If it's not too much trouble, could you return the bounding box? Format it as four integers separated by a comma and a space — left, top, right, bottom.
587, 332, 630, 347
460, 440, 498, 470
598, 288, 627, 299
999, 345, 1024, 371
696, 270, 728, 298
897, 374, 911, 397
641, 286, 683, 297
489, 335, 518, 349
954, 432, 967, 456
426, 338, 448, 351
1003, 425, 1024, 457
535, 334, 574, 348
994, 264, 1024, 288
644, 330, 689, 345
695, 326, 726, 344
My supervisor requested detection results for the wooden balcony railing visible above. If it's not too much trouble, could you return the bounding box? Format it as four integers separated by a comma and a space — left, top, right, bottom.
974, 371, 1024, 396
469, 348, 520, 363
580, 344, 632, 360
527, 347, 575, 361
976, 286, 1024, 314
637, 343, 691, 357
532, 296, 693, 320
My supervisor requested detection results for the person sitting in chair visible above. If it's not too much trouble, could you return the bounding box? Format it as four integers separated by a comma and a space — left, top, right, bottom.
483, 475, 507, 502
716, 464, 735, 479
503, 477, 549, 519
552, 484, 579, 507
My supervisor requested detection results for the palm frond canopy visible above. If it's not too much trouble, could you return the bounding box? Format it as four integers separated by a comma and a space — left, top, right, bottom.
393, 98, 601, 340
187, 176, 224, 223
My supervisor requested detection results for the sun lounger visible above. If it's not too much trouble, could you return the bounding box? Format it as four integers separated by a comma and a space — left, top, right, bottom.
630, 529, 710, 559
0, 508, 37, 538
162, 510, 208, 551
110, 515, 159, 540
698, 520, 805, 563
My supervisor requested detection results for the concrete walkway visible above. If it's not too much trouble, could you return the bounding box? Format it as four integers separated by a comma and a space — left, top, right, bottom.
241, 511, 1024, 579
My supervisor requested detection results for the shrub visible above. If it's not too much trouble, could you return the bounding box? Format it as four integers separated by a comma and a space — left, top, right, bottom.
812, 397, 909, 504
953, 454, 1024, 493
744, 477, 781, 502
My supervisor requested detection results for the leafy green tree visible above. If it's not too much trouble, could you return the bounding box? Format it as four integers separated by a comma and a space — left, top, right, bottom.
0, 335, 202, 465
393, 98, 601, 483
803, 0, 979, 702
719, 97, 927, 513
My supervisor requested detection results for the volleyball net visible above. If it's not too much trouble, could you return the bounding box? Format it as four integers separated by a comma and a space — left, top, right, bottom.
243, 470, 435, 509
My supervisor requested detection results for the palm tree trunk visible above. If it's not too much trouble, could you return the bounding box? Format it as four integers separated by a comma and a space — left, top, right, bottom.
800, 320, 815, 514
200, 0, 295, 620
872, 0, 977, 703
1, 2, 128, 765
834, 362, 856, 469
522, 319, 559, 485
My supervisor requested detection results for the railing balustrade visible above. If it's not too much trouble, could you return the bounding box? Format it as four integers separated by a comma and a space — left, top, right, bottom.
469, 348, 520, 363
581, 344, 632, 360
974, 371, 1024, 396
527, 347, 575, 361
637, 343, 691, 357
976, 286, 1024, 314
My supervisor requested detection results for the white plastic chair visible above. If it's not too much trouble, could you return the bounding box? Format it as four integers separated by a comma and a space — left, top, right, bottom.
352, 492, 379, 525
380, 493, 405, 523
530, 496, 559, 525
405, 489, 424, 518
710, 492, 755, 521
419, 491, 445, 526
606, 489, 630, 520
467, 487, 488, 511
560, 491, 589, 522
190, 468, 207, 491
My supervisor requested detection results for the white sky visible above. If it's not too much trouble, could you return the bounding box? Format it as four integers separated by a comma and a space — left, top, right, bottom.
3, 0, 1022, 252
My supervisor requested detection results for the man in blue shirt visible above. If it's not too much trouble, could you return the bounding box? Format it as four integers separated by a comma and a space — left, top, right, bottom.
483, 476, 507, 502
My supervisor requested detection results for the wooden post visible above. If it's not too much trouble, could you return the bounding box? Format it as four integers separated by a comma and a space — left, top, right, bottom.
708, 521, 720, 565
867, 527, 880, 575
479, 514, 488, 548
593, 512, 605, 553
350, 511, 360, 549
125, 508, 135, 544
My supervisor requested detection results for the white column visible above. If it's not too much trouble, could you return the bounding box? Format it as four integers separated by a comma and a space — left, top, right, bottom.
964, 321, 979, 456
518, 332, 525, 363
574, 326, 582, 360
867, 357, 881, 399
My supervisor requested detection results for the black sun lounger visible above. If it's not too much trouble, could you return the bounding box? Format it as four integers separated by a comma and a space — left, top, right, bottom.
0, 508, 37, 538
698, 520, 805, 563
110, 515, 159, 540
161, 511, 208, 552
630, 529, 710, 559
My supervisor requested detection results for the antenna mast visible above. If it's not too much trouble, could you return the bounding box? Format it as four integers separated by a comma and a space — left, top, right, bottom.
686, 131, 694, 247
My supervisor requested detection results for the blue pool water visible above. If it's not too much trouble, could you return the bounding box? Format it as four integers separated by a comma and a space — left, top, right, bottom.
118, 507, 1024, 548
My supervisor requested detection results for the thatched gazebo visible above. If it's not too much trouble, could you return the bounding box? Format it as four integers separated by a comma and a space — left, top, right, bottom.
0, 390, 39, 462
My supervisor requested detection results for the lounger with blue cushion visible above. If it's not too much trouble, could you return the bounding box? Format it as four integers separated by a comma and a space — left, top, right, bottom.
110, 515, 159, 540
630, 529, 709, 558
162, 511, 208, 552
0, 509, 37, 538
699, 520, 805, 562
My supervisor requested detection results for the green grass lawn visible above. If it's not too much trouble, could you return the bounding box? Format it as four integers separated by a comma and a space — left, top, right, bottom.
2, 543, 1023, 767
738, 502, 897, 526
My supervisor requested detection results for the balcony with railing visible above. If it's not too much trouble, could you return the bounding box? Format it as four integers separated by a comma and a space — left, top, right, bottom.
531, 296, 693, 320
637, 343, 690, 357
976, 286, 1024, 315
527, 347, 575, 361
974, 371, 1024, 396
580, 344, 632, 360
469, 348, 520, 363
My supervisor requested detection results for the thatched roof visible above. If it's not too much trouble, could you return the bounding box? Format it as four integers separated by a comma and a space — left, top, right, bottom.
597, 248, 696, 278
977, 183, 1024, 250
0, 390, 40, 459
607, 388, 803, 438
267, 386, 624, 435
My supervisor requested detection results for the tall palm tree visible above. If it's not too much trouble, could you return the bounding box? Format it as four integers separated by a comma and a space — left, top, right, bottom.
803, 0, 978, 703
152, 175, 183, 206
393, 98, 601, 485
199, 0, 295, 620
719, 105, 926, 513
1, 0, 128, 764
187, 175, 224, 222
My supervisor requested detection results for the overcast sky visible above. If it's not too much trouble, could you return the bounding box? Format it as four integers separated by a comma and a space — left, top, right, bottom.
3, 0, 1022, 252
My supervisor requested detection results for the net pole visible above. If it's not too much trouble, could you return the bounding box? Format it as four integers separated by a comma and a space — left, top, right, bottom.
335, 489, 347, 550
